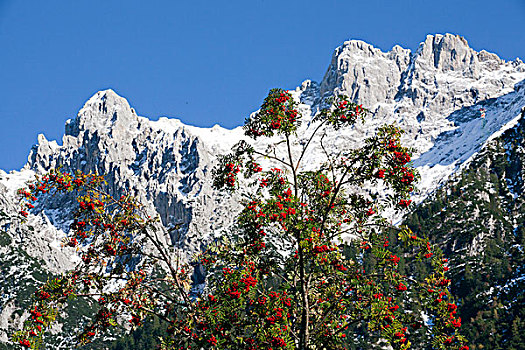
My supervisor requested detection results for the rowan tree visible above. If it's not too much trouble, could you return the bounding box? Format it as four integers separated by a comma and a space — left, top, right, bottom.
13, 89, 468, 350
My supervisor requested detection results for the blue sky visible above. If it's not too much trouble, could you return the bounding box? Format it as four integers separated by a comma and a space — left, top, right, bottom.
1, 0, 524, 170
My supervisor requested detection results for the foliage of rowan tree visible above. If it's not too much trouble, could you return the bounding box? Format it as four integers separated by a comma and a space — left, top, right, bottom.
13, 89, 468, 350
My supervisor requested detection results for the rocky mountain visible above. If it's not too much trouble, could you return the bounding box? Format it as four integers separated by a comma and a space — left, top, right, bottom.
1, 33, 524, 348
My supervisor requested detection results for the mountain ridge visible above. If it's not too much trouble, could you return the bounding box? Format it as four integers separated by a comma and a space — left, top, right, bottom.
1, 32, 523, 257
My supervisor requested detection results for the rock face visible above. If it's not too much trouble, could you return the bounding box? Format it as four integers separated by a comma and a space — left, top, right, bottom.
317, 33, 525, 203
26, 90, 247, 253
1, 33, 525, 348
321, 40, 411, 107
321, 34, 525, 154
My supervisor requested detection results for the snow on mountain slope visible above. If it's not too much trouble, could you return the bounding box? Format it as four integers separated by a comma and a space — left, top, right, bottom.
1, 33, 525, 346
